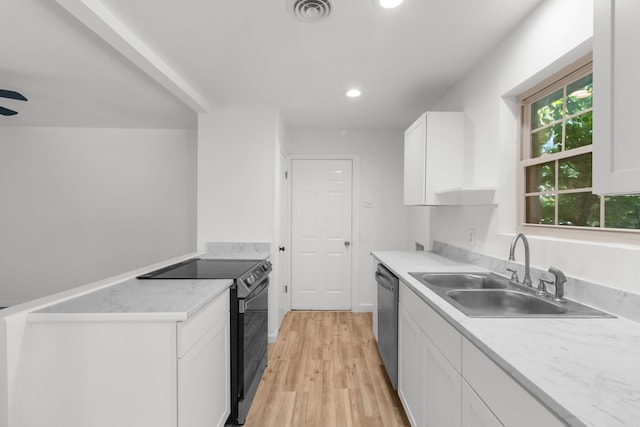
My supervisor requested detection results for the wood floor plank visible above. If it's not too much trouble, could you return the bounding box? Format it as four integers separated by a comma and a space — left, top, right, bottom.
244, 311, 410, 427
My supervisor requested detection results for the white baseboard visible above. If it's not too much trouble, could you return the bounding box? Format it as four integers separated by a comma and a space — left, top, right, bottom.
268, 332, 278, 343
355, 303, 374, 313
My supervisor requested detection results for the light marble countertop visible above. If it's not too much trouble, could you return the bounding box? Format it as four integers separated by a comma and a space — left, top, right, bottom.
372, 250, 640, 427
29, 277, 232, 322
25, 242, 271, 323
204, 241, 271, 260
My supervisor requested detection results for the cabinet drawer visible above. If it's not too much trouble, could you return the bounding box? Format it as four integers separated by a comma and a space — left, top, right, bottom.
462, 338, 565, 427
400, 280, 461, 372
178, 288, 229, 357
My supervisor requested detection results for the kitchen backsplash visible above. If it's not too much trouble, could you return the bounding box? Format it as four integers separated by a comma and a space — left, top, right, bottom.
433, 241, 640, 323
204, 242, 271, 260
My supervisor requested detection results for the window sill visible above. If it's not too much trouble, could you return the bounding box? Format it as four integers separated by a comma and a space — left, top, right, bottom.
516, 224, 640, 249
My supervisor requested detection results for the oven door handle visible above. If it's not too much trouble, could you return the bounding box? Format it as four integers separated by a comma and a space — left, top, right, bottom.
240, 278, 269, 313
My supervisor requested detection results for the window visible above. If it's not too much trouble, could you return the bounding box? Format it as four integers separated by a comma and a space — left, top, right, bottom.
518, 56, 640, 234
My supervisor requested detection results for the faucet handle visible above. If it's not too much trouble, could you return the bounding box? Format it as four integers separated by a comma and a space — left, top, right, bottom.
536, 279, 552, 297
506, 268, 519, 282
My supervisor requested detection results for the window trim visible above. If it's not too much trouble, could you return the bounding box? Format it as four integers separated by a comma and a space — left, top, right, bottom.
515, 53, 640, 244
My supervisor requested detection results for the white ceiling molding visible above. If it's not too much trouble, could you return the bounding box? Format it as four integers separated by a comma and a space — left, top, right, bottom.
55, 0, 210, 113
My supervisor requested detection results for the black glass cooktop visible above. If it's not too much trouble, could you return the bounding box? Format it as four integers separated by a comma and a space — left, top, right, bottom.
137, 258, 262, 280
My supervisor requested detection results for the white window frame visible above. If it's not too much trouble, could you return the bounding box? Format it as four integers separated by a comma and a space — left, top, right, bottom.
516, 53, 640, 244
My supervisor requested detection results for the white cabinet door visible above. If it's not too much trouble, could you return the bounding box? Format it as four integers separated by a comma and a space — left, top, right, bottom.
593, 0, 640, 194
178, 314, 230, 427
398, 303, 423, 427
404, 115, 427, 205
403, 112, 465, 205
462, 338, 565, 427
423, 334, 461, 427
462, 381, 503, 427
398, 298, 462, 427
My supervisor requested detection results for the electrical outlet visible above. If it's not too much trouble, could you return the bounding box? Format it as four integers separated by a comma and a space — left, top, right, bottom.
468, 228, 476, 247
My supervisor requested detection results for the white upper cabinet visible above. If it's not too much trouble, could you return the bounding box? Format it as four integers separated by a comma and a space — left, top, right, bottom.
593, 0, 640, 195
404, 112, 464, 205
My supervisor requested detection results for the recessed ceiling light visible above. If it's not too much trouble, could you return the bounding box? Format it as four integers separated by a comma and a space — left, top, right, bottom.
346, 89, 361, 98
378, 0, 404, 8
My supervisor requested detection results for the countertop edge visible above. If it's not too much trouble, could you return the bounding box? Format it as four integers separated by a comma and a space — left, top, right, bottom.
27, 281, 233, 322
27, 312, 188, 322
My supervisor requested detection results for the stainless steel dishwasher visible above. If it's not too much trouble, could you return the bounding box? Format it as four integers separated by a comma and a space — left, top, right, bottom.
376, 263, 399, 389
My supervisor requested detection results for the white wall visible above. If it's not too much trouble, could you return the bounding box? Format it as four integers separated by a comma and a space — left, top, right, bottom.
0, 127, 197, 304
274, 117, 288, 330
197, 106, 282, 338
409, 0, 640, 294
197, 106, 279, 247
286, 129, 410, 312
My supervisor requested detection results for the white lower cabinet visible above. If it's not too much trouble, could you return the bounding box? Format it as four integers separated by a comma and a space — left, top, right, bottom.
398, 302, 424, 426
397, 280, 565, 427
398, 281, 461, 427
462, 338, 565, 427
462, 380, 503, 427
29, 288, 230, 427
423, 330, 461, 426
178, 301, 230, 427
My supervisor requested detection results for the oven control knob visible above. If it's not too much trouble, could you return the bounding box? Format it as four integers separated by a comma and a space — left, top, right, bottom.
246, 274, 256, 286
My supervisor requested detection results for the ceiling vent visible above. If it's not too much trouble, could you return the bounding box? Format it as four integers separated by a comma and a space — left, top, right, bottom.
289, 0, 334, 22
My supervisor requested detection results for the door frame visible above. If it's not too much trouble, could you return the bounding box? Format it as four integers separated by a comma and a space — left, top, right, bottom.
286, 154, 361, 313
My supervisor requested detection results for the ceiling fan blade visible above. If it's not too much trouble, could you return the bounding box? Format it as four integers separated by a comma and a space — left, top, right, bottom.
0, 106, 19, 116
0, 90, 27, 101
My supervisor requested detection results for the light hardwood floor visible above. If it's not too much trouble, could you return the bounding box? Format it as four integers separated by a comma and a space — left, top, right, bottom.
245, 311, 410, 427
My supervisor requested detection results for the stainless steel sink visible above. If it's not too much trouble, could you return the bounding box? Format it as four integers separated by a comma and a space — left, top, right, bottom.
408, 272, 614, 318
412, 273, 507, 290
446, 289, 567, 316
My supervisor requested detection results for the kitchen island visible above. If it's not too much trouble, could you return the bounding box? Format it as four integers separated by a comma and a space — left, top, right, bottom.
373, 250, 640, 427
0, 251, 234, 427
0, 242, 273, 427
27, 274, 232, 427
31, 275, 233, 427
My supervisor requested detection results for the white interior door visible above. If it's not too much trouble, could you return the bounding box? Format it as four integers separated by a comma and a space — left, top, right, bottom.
291, 159, 352, 310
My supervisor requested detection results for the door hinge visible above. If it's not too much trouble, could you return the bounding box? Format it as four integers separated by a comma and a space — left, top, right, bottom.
284, 171, 288, 179
284, 285, 288, 293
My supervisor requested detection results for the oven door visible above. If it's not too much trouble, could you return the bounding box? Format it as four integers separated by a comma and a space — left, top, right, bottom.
237, 277, 269, 423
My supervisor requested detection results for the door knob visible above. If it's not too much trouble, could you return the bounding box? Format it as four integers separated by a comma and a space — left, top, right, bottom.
279, 246, 286, 252
344, 240, 351, 248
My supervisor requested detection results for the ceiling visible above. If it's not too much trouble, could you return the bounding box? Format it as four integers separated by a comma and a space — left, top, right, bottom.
0, 0, 544, 130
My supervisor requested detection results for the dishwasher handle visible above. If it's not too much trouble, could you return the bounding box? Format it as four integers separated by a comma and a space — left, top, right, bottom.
376, 272, 395, 292
375, 265, 397, 292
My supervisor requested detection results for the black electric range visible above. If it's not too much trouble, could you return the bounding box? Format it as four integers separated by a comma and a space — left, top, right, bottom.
137, 258, 271, 299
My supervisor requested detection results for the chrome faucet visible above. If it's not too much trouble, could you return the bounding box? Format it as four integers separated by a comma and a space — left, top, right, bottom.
548, 266, 567, 303
508, 233, 533, 287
